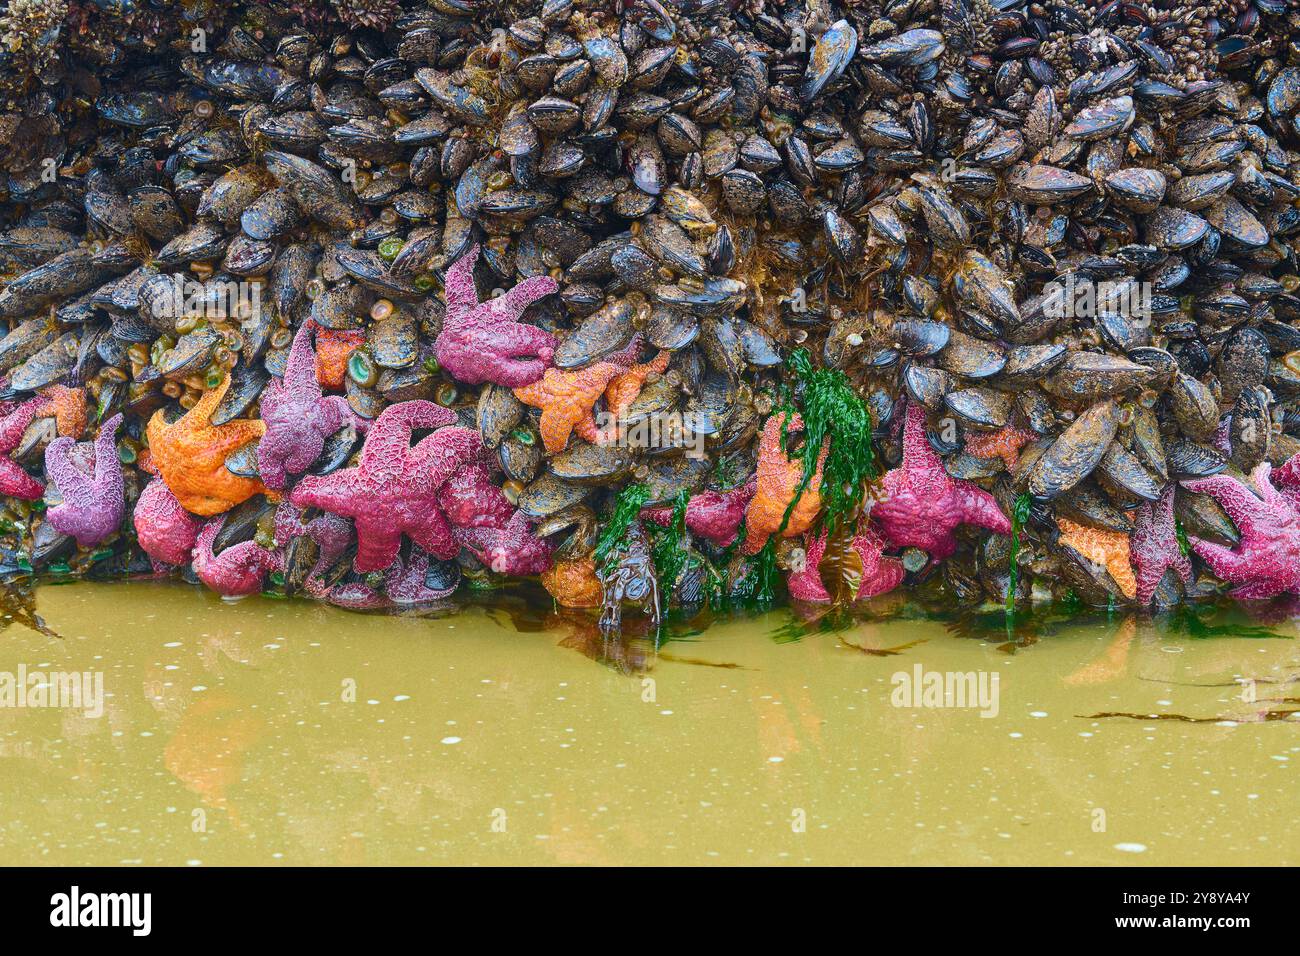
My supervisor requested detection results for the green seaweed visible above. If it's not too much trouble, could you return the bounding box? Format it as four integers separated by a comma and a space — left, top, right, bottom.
1005, 492, 1032, 614
1174, 517, 1191, 557
785, 348, 876, 533
648, 490, 690, 591
594, 483, 651, 570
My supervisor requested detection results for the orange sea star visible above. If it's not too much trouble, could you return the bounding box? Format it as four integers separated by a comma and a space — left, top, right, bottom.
741, 411, 827, 555
513, 337, 647, 453
541, 556, 603, 608
314, 327, 365, 391
964, 423, 1035, 471
145, 375, 266, 516
1056, 517, 1137, 600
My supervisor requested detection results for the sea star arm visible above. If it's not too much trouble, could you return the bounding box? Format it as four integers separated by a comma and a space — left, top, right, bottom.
956, 485, 1011, 535
486, 324, 558, 388
1187, 536, 1251, 583
1249, 463, 1292, 513
1182, 473, 1271, 537
283, 321, 320, 396
290, 471, 361, 518
44, 437, 88, 500
442, 243, 482, 325
359, 400, 458, 469
491, 275, 560, 324
92, 414, 123, 489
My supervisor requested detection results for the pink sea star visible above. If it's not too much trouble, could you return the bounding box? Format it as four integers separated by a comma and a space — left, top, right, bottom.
641, 475, 757, 548
453, 509, 554, 576
1130, 483, 1192, 605
0, 396, 48, 499
434, 243, 558, 388
289, 400, 482, 573
439, 460, 553, 574
257, 321, 356, 489
191, 514, 283, 598
871, 401, 1010, 560
1272, 451, 1300, 510
134, 477, 203, 567
1181, 463, 1300, 599
787, 527, 904, 603
45, 413, 124, 548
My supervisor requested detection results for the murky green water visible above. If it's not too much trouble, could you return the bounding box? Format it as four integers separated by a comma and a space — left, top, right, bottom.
0, 581, 1296, 865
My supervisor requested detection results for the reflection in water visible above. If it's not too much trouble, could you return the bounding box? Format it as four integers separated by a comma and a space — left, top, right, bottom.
0, 580, 1296, 865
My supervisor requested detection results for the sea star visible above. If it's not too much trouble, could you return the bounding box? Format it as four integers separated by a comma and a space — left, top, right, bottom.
590, 348, 671, 443
512, 335, 644, 453
871, 401, 1010, 560
37, 385, 88, 439
134, 478, 203, 567
435, 243, 558, 388
145, 374, 266, 516
1130, 483, 1192, 605
1272, 451, 1300, 510
44, 412, 124, 548
258, 321, 355, 489
454, 509, 554, 575
289, 400, 481, 573
541, 556, 603, 608
438, 459, 515, 530
0, 397, 50, 499
787, 526, 905, 603
963, 423, 1036, 471
641, 475, 757, 548
191, 514, 283, 598
314, 327, 366, 390
1181, 463, 1300, 599
273, 502, 353, 588
741, 411, 827, 555
1056, 517, 1138, 600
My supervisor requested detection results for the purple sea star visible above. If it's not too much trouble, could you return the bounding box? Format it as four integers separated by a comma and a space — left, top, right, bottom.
434, 243, 558, 388
439, 459, 515, 530
134, 477, 202, 567
1181, 463, 1300, 599
45, 413, 124, 548
289, 400, 482, 573
191, 514, 283, 598
1130, 483, 1192, 605
257, 320, 356, 489
641, 475, 757, 548
871, 401, 1011, 560
0, 396, 48, 499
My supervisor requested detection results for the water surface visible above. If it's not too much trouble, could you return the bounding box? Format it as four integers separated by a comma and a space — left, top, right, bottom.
1, 581, 1296, 865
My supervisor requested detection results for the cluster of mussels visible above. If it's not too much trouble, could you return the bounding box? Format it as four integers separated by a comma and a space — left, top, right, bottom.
0, 0, 1299, 633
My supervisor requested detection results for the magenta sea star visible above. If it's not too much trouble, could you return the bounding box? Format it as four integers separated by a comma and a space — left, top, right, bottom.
641, 475, 757, 548
871, 401, 1010, 560
439, 460, 554, 574
257, 320, 356, 489
289, 400, 482, 573
787, 527, 904, 603
191, 514, 283, 598
434, 243, 558, 388
305, 547, 455, 609
45, 413, 124, 548
1130, 483, 1192, 605
0, 396, 49, 499
134, 477, 203, 567
1181, 463, 1300, 599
